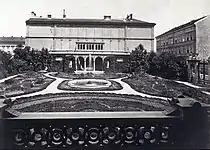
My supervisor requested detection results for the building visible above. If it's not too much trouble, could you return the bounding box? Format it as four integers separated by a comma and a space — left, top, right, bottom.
156, 15, 210, 60
25, 12, 155, 72
0, 37, 25, 54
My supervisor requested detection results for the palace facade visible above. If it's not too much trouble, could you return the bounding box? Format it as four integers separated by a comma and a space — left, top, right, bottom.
25, 12, 155, 72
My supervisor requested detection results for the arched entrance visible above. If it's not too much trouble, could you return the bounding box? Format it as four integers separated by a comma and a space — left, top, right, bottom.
77, 57, 84, 70
95, 57, 103, 71
86, 57, 94, 70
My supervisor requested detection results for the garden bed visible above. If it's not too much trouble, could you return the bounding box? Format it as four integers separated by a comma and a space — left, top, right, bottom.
57, 79, 123, 91
0, 71, 55, 97
12, 92, 172, 112
51, 72, 127, 79
123, 74, 210, 104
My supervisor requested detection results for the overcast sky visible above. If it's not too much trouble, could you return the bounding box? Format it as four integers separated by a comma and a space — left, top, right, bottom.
0, 0, 209, 37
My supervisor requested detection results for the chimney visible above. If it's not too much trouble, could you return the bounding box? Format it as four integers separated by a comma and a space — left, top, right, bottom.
130, 14, 133, 19
63, 9, 66, 18
47, 14, 52, 18
104, 15, 111, 20
31, 11, 36, 18
126, 14, 133, 21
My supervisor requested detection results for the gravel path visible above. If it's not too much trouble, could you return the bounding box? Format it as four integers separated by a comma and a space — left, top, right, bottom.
175, 80, 202, 88
175, 80, 210, 96
0, 74, 18, 84
9, 72, 169, 101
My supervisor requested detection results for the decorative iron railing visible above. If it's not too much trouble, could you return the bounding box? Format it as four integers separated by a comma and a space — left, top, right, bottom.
0, 96, 209, 150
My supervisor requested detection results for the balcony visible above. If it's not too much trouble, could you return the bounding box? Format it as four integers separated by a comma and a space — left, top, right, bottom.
0, 95, 209, 150
49, 50, 130, 56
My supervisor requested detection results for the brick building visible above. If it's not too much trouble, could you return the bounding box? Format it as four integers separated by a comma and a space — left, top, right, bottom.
25, 12, 155, 73
156, 15, 210, 60
0, 37, 25, 54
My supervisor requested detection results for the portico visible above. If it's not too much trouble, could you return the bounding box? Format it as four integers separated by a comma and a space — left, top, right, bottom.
74, 54, 106, 73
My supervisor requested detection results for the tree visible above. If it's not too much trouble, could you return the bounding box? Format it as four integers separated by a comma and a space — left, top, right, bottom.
128, 44, 149, 73
149, 52, 188, 80
146, 51, 157, 74
12, 46, 51, 72
0, 50, 14, 76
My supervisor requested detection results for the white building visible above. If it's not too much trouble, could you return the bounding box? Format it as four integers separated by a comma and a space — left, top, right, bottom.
0, 37, 25, 54
25, 12, 156, 72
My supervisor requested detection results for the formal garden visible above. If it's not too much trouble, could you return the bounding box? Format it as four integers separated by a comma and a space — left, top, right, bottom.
0, 44, 210, 113
0, 71, 55, 98
123, 73, 210, 104
11, 92, 171, 112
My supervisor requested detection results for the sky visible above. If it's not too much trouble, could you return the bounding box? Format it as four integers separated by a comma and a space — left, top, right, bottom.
0, 0, 209, 37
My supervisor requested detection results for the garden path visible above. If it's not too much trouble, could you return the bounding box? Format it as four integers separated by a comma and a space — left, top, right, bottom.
10, 72, 169, 101
175, 80, 210, 96
0, 74, 18, 84
175, 80, 202, 88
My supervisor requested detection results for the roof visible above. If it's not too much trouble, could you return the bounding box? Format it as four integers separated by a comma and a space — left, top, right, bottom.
0, 37, 25, 45
156, 16, 207, 38
26, 17, 156, 27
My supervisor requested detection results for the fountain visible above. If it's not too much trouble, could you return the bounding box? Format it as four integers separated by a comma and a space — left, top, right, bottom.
68, 79, 112, 89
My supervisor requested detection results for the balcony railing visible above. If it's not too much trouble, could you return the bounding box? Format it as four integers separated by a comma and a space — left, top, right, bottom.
0, 97, 209, 150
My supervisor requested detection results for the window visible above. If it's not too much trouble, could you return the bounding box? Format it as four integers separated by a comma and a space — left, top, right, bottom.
190, 36, 193, 40
77, 43, 104, 51
97, 44, 100, 50
117, 58, 123, 62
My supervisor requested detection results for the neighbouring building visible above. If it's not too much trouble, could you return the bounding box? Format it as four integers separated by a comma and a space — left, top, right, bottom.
25, 11, 156, 73
0, 37, 25, 54
156, 15, 210, 60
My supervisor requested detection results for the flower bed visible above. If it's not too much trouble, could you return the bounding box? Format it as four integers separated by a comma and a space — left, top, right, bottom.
57, 79, 123, 91
0, 71, 55, 97
123, 74, 210, 104
12, 92, 172, 112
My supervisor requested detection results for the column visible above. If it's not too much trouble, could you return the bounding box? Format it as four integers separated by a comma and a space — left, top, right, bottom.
187, 60, 192, 82
194, 62, 199, 83
93, 57, 96, 71
75, 56, 78, 71
89, 54, 92, 68
195, 63, 199, 83
84, 57, 87, 71
208, 59, 210, 81
102, 56, 106, 71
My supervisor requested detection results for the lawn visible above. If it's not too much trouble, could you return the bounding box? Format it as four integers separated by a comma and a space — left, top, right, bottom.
0, 71, 55, 97
123, 74, 210, 104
